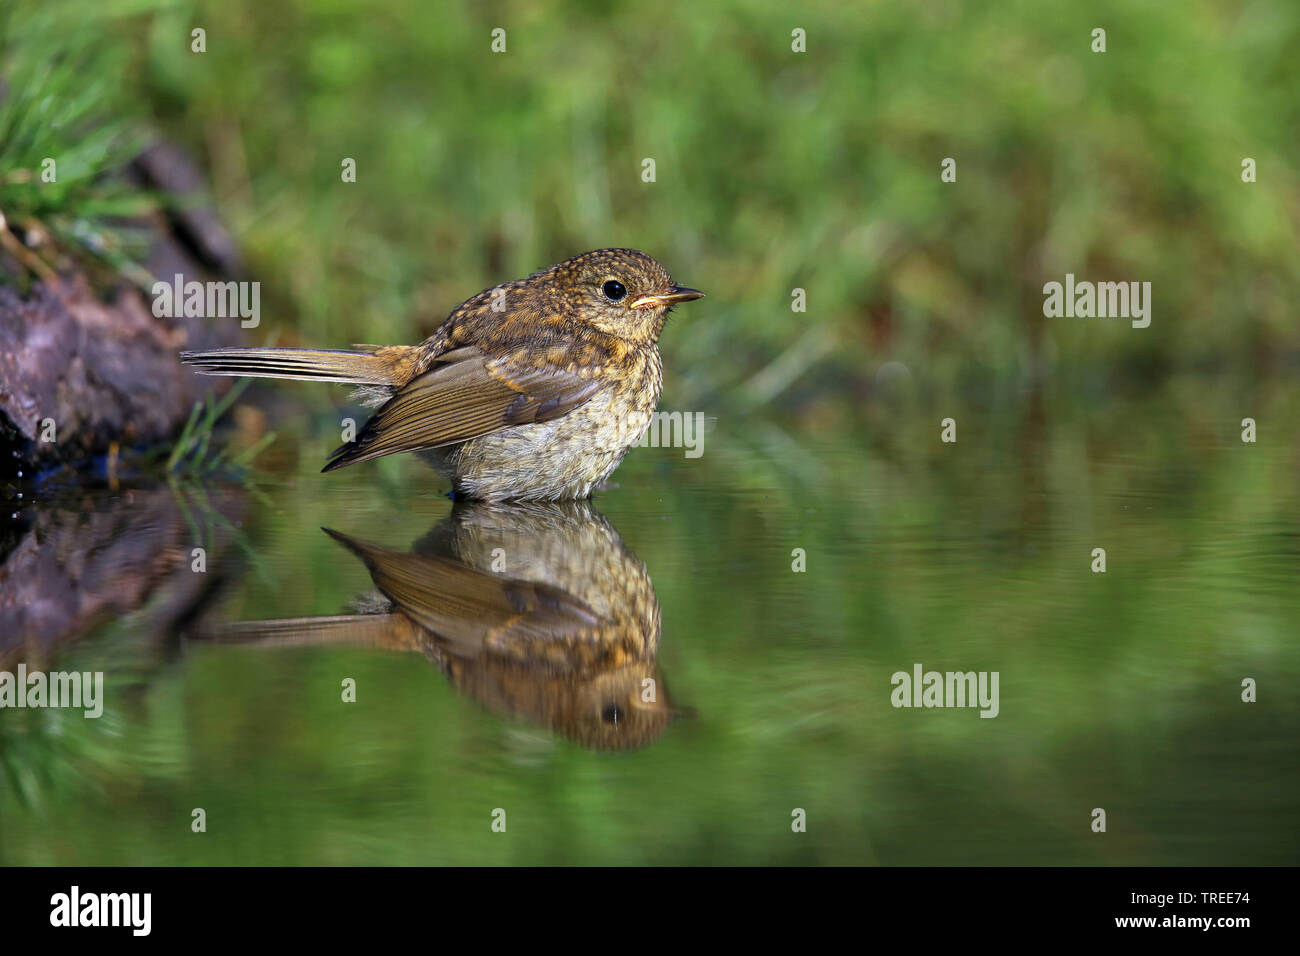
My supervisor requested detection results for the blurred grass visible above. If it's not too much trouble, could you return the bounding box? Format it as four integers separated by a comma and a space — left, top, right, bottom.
6, 0, 1289, 426
0, 0, 165, 286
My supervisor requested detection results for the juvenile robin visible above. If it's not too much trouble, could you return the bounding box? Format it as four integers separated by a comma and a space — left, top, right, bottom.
180, 248, 704, 499
201, 500, 678, 751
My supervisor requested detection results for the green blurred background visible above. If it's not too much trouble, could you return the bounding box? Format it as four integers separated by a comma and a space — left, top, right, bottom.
5, 0, 1300, 418
1, 0, 1297, 865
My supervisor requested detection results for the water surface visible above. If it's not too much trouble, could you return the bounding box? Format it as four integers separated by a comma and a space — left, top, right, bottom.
2, 381, 1297, 865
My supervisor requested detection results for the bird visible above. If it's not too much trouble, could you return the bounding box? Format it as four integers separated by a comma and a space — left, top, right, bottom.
197, 500, 680, 751
180, 248, 704, 500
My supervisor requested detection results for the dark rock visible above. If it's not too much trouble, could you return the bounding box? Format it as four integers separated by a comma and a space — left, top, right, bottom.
0, 276, 240, 474
0, 139, 245, 478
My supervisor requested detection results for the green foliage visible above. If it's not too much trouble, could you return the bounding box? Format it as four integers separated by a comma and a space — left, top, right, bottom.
166, 377, 276, 475
120, 0, 1300, 419
0, 0, 161, 283
8, 0, 1300, 414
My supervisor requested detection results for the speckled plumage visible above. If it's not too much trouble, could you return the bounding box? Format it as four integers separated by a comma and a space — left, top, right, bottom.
181, 248, 703, 499
420, 356, 661, 499
202, 500, 674, 751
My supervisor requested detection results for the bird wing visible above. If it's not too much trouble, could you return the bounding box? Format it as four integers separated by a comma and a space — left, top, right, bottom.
322, 345, 601, 471
322, 528, 603, 659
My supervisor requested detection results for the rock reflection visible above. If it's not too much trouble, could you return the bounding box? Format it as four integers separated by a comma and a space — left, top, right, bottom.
208, 500, 678, 751
0, 486, 245, 669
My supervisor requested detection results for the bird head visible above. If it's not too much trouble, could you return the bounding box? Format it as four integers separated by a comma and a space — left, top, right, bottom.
545, 248, 704, 344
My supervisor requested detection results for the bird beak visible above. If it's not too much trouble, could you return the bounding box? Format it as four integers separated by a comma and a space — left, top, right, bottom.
630, 286, 705, 310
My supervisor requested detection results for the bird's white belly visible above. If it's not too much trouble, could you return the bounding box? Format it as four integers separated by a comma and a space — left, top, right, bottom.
422, 390, 654, 500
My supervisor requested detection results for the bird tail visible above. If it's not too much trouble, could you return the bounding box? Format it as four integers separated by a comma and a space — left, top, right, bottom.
191, 612, 424, 653
179, 346, 405, 386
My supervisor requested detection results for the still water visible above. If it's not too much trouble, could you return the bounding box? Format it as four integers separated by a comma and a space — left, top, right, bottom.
2, 381, 1297, 865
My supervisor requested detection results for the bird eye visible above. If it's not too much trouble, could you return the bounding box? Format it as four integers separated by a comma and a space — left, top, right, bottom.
601, 703, 622, 725
602, 279, 627, 302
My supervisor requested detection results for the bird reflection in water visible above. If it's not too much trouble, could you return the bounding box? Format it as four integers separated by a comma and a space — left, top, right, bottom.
204, 500, 680, 750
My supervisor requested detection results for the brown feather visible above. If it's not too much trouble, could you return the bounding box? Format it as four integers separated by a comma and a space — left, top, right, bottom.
322, 527, 601, 658
194, 612, 424, 652
321, 345, 601, 471
179, 346, 410, 386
